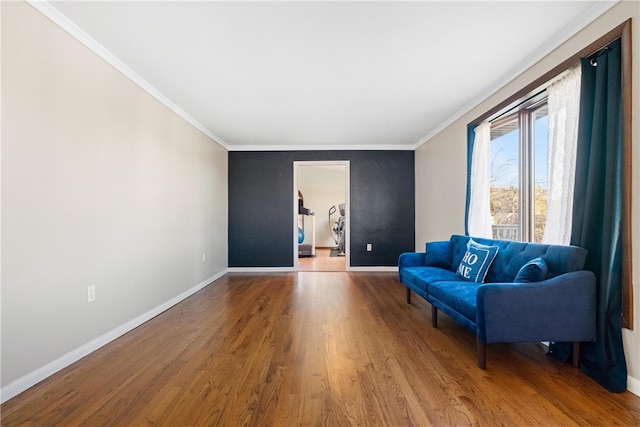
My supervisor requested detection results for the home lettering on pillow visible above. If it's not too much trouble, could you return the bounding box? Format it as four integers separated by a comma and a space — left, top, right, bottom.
457, 251, 478, 279
455, 239, 499, 283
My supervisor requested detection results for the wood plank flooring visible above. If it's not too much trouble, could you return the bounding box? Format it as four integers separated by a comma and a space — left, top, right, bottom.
298, 248, 346, 272
2, 272, 639, 426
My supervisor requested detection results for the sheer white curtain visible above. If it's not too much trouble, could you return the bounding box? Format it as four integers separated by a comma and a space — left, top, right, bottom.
468, 121, 492, 238
542, 65, 581, 244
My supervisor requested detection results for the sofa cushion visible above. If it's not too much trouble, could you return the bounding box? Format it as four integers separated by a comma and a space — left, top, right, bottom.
401, 266, 460, 293
428, 280, 480, 322
514, 257, 549, 283
456, 239, 499, 283
425, 241, 452, 270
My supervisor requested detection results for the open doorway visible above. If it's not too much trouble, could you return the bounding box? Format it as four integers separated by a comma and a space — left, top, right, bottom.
294, 161, 349, 272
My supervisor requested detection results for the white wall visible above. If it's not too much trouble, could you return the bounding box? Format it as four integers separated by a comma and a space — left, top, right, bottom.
298, 165, 346, 248
415, 1, 640, 395
1, 1, 228, 399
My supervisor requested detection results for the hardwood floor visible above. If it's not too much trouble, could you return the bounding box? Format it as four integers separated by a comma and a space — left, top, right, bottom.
2, 272, 639, 426
298, 247, 346, 272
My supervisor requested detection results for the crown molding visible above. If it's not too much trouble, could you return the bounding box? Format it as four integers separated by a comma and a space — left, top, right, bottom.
25, 0, 411, 153
227, 143, 416, 152
27, 0, 618, 154
412, 0, 619, 150
26, 0, 230, 151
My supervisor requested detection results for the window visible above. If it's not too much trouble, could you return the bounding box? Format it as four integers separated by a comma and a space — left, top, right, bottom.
467, 20, 632, 329
489, 96, 548, 242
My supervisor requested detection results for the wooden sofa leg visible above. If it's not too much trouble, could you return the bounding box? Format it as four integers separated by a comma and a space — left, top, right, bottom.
406, 288, 411, 304
477, 339, 486, 369
572, 342, 581, 367
431, 305, 438, 328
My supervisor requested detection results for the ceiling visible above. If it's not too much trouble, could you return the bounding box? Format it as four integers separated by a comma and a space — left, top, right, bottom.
41, 1, 615, 151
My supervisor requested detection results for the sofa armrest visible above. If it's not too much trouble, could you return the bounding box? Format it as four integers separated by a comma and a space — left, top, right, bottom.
398, 252, 426, 269
398, 252, 426, 280
476, 270, 596, 343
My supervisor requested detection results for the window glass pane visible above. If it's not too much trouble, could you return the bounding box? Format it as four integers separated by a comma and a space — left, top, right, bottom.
490, 118, 519, 241
533, 107, 548, 243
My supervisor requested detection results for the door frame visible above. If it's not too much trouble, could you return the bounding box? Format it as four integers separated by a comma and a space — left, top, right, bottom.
293, 161, 350, 271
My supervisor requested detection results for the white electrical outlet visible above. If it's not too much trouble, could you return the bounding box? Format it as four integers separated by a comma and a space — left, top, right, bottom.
366, 243, 372, 252
202, 253, 206, 263
87, 285, 96, 302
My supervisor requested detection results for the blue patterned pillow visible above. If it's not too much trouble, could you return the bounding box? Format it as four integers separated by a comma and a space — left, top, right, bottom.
424, 241, 452, 270
456, 238, 499, 283
514, 257, 549, 283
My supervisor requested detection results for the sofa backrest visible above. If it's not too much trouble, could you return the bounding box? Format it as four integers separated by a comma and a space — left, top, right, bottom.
449, 234, 588, 283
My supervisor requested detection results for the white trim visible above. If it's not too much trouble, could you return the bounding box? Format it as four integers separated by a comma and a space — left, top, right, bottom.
294, 161, 350, 272
347, 266, 398, 272
230, 144, 415, 152
227, 266, 396, 273
227, 267, 295, 273
23, 0, 417, 154
25, 0, 230, 151
627, 375, 640, 397
26, 0, 616, 154
0, 270, 228, 404
412, 0, 619, 150
0, 0, 3, 408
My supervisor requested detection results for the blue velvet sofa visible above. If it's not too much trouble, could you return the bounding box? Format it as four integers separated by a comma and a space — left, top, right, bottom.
398, 234, 596, 369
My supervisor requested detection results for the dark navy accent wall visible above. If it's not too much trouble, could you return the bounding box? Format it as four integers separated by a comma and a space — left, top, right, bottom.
228, 151, 415, 267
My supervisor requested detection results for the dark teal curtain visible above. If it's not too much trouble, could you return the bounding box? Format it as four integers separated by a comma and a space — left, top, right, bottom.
464, 124, 477, 235
569, 38, 627, 392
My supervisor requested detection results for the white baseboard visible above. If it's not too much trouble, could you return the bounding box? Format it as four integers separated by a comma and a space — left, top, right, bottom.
0, 269, 228, 404
227, 267, 398, 273
627, 374, 640, 397
347, 266, 398, 272
2, 267, 635, 403
227, 267, 295, 273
